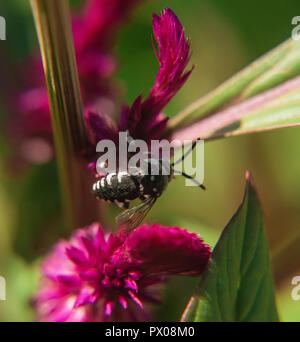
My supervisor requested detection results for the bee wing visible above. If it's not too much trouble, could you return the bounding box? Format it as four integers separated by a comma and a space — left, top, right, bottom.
116, 197, 157, 232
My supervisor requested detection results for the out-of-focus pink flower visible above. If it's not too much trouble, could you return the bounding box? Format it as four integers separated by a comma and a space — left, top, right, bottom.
35, 223, 210, 322
73, 0, 143, 54
72, 0, 144, 105
10, 0, 144, 164
86, 8, 193, 163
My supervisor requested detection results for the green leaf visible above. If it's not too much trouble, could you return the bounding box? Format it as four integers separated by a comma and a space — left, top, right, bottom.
222, 86, 300, 138
182, 172, 279, 322
169, 38, 300, 132
0, 255, 38, 322
171, 77, 300, 141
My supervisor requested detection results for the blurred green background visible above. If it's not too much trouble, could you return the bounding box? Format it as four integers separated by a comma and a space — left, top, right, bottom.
0, 0, 299, 321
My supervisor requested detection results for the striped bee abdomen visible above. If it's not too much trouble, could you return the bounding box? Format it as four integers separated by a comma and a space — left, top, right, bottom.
92, 172, 139, 207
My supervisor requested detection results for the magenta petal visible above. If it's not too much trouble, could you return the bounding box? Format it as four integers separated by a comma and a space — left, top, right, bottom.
36, 285, 65, 302
124, 277, 138, 292
104, 301, 115, 317
57, 275, 81, 287
118, 224, 211, 276
43, 296, 77, 322
85, 110, 118, 145
79, 269, 99, 281
118, 295, 128, 309
117, 96, 142, 134
128, 270, 142, 280
128, 291, 143, 309
66, 246, 89, 266
74, 287, 96, 308
80, 236, 96, 257
147, 115, 169, 140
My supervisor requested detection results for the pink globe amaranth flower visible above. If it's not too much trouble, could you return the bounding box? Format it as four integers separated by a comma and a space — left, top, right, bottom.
87, 8, 193, 147
35, 223, 211, 322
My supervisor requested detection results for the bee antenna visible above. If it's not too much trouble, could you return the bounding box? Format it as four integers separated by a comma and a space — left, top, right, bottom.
171, 138, 202, 166
173, 170, 206, 190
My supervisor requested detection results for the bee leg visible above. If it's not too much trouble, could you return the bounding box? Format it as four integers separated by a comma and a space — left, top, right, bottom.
114, 200, 129, 209
123, 201, 130, 209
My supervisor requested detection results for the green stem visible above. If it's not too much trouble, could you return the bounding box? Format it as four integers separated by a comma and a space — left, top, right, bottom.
30, 0, 99, 230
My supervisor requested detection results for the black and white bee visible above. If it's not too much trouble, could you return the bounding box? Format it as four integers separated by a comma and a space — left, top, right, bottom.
92, 139, 205, 231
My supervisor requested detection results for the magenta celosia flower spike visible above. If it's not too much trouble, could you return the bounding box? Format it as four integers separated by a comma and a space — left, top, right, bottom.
35, 223, 210, 322
86, 8, 193, 150
118, 8, 193, 141
148, 8, 192, 116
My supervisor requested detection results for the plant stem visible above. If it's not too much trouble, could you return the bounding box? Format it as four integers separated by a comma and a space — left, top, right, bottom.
30, 0, 99, 230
